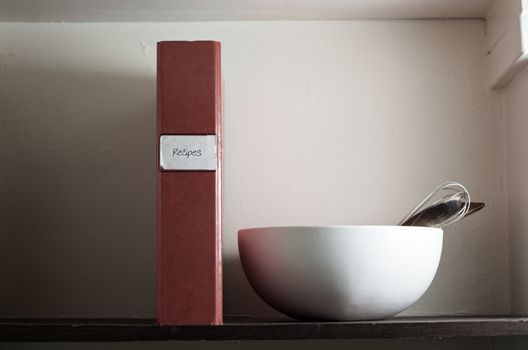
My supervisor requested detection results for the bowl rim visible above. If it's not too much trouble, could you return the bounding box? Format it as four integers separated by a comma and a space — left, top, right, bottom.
238, 225, 443, 234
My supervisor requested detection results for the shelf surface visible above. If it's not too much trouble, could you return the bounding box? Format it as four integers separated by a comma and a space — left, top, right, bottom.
1, 316, 528, 342
0, 0, 494, 22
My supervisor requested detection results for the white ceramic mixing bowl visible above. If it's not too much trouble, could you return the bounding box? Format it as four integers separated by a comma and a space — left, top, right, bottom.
238, 225, 443, 321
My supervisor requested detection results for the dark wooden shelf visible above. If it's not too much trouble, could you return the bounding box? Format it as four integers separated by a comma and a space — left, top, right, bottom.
1, 316, 528, 342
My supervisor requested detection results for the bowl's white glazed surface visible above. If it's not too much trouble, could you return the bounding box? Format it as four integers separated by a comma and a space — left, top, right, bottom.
238, 225, 443, 321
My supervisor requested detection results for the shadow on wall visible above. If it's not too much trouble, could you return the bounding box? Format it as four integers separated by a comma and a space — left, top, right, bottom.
0, 59, 270, 319
0, 62, 156, 317
223, 254, 283, 318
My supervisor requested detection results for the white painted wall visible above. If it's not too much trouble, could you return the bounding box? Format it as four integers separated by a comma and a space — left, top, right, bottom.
503, 66, 528, 314
0, 20, 509, 318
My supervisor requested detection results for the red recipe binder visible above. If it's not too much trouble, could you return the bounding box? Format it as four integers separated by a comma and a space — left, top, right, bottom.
156, 41, 222, 325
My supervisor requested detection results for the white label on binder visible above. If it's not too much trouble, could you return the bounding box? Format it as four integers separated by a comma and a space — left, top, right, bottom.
160, 135, 217, 171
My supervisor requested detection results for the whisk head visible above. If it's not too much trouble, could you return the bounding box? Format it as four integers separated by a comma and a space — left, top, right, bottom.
398, 181, 471, 228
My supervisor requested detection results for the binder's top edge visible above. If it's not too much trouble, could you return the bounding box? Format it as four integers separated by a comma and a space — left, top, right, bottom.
157, 40, 221, 46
